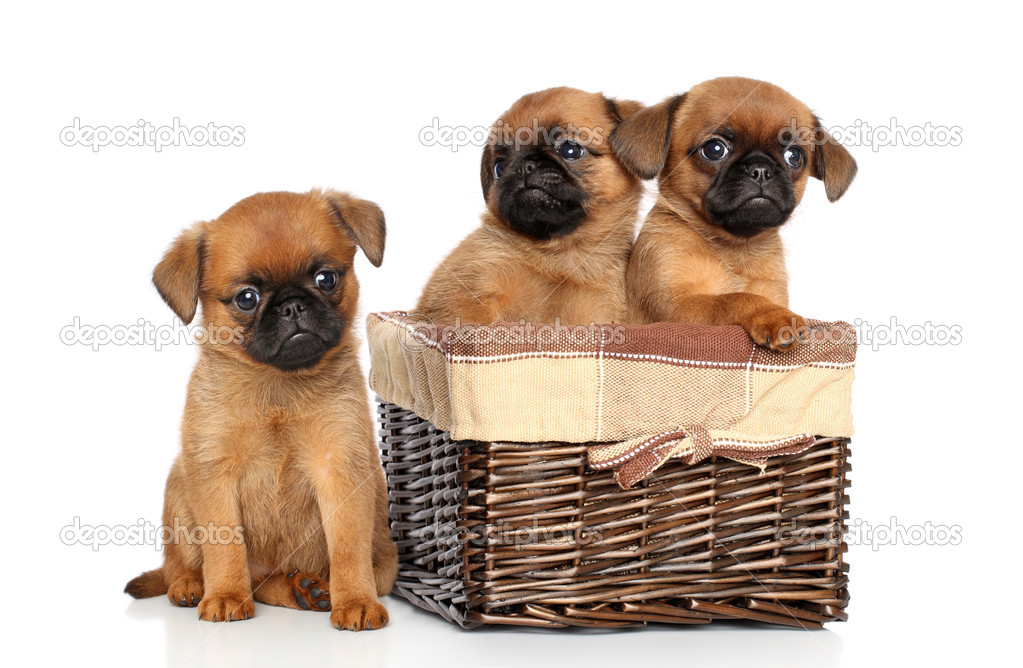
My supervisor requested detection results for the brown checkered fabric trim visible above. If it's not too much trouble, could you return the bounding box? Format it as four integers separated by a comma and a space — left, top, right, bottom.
367, 312, 855, 488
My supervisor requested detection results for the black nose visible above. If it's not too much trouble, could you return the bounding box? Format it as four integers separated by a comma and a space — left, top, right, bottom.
520, 158, 539, 175
275, 297, 307, 321
744, 162, 773, 185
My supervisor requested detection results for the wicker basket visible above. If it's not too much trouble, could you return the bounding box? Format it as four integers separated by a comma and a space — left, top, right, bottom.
379, 402, 850, 628
369, 313, 856, 629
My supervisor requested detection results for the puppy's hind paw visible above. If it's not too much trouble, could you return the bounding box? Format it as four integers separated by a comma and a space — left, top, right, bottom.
167, 575, 204, 608
286, 570, 330, 611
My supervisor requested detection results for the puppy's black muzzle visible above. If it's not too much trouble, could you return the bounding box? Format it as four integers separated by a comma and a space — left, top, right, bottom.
705, 150, 797, 237
245, 288, 343, 371
496, 151, 587, 240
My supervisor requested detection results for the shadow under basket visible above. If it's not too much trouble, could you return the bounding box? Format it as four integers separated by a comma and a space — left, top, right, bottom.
378, 401, 851, 630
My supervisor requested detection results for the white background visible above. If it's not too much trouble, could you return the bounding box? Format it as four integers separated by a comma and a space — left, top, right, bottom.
1, 2, 1018, 666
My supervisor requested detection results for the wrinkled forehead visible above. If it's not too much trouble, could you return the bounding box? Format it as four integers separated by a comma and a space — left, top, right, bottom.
494, 89, 615, 147
204, 194, 355, 287
680, 81, 817, 145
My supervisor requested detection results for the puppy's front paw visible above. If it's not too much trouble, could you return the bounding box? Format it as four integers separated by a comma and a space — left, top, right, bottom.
286, 570, 330, 611
197, 593, 255, 622
742, 308, 808, 351
330, 596, 388, 631
167, 575, 204, 608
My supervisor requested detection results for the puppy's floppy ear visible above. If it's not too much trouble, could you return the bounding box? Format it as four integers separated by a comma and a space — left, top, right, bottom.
810, 115, 857, 202
323, 190, 386, 267
609, 94, 686, 180
153, 223, 205, 324
604, 96, 645, 122
480, 143, 494, 199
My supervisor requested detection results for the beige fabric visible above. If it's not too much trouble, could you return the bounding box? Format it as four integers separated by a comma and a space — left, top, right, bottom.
367, 311, 855, 488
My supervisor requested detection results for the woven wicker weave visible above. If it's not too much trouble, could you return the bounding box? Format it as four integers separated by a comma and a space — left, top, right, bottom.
378, 400, 851, 629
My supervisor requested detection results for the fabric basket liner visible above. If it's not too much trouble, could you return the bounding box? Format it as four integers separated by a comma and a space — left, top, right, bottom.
367, 311, 855, 488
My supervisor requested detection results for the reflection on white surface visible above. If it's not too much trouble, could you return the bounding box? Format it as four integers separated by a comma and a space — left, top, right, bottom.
122, 595, 844, 668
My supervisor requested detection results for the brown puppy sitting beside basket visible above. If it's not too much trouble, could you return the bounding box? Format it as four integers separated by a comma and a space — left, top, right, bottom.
612, 77, 857, 349
124, 189, 398, 631
416, 87, 646, 325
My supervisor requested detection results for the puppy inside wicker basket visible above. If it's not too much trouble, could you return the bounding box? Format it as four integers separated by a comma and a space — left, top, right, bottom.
397, 78, 857, 630
614, 76, 856, 350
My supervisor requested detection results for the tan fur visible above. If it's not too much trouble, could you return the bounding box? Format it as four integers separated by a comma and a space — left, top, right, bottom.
126, 189, 398, 631
417, 87, 646, 325
617, 77, 857, 348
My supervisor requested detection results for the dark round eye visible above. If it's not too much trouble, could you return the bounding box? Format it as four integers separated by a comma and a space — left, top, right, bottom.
784, 145, 805, 168
493, 159, 506, 178
700, 138, 729, 161
557, 141, 586, 161
315, 269, 338, 292
234, 288, 259, 312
